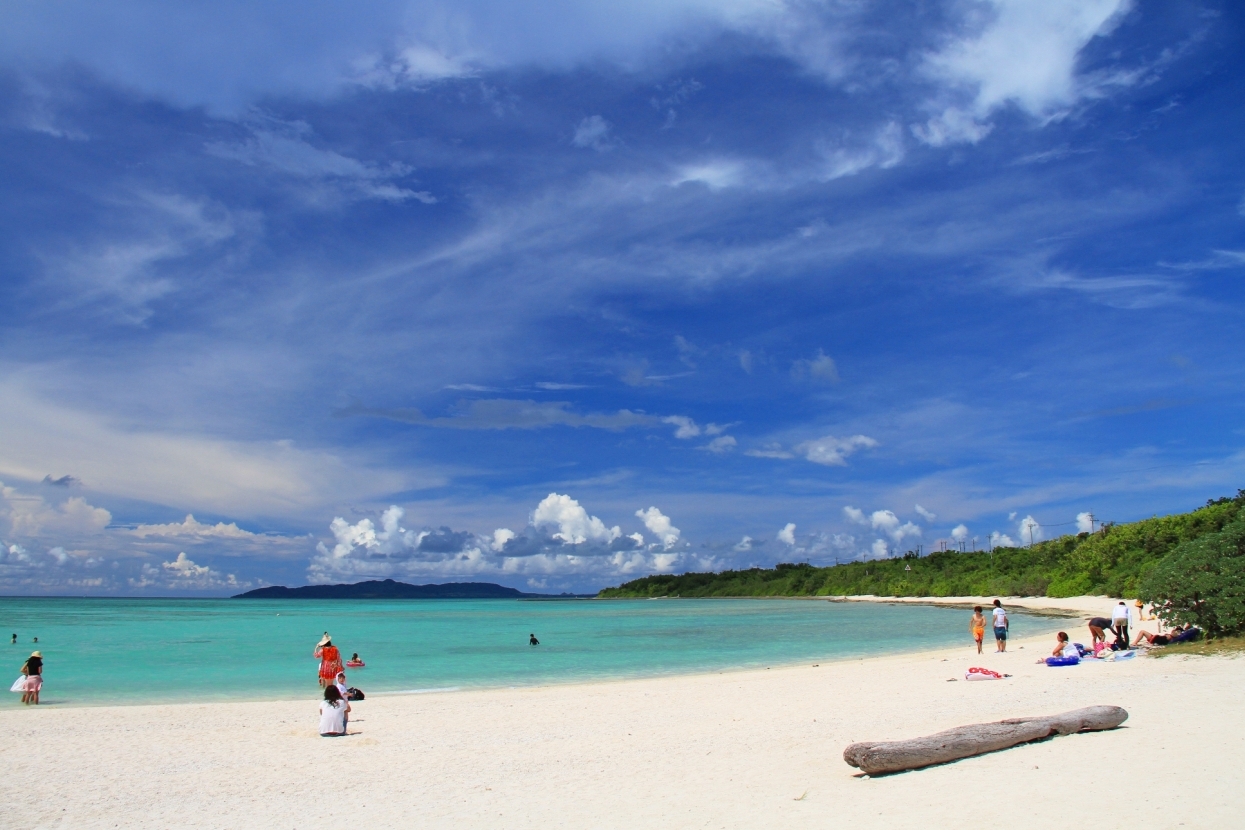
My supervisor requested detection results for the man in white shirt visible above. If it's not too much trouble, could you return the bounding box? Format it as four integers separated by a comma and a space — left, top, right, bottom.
991, 599, 1009, 652
1111, 601, 1131, 648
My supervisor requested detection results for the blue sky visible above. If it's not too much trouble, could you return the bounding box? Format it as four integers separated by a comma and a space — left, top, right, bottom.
1, 0, 1242, 594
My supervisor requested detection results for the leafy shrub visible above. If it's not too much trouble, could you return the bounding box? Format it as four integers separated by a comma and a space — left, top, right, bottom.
1139, 516, 1245, 637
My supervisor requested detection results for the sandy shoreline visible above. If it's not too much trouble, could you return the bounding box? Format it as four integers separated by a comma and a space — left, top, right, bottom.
3, 596, 1239, 829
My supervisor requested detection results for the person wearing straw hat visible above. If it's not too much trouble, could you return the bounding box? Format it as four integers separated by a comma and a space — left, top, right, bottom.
20, 651, 42, 705
314, 634, 344, 688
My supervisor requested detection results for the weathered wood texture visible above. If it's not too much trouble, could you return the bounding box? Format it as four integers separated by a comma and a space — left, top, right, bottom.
843, 705, 1128, 775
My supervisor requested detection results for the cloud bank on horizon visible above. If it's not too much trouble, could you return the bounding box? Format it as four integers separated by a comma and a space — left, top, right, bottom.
1, 1, 1243, 594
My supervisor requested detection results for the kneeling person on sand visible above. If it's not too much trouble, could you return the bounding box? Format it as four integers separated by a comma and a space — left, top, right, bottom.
319, 685, 351, 737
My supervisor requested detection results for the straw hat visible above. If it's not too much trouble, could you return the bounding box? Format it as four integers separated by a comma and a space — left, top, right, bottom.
30, 651, 41, 658
317, 634, 331, 647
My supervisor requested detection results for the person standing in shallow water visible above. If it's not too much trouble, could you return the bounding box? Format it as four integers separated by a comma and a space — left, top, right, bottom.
20, 651, 42, 705
314, 634, 343, 688
992, 600, 1009, 653
529, 633, 540, 646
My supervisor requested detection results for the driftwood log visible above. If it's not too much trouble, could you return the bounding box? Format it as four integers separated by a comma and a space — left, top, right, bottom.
843, 705, 1128, 775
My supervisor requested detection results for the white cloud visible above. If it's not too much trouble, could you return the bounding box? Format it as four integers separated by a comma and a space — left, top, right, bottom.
0, 485, 111, 539
131, 514, 257, 539
701, 435, 737, 454
635, 506, 681, 549
870, 510, 921, 545
917, 0, 1132, 145
671, 160, 745, 190
734, 535, 754, 552
744, 444, 794, 459
572, 115, 615, 151
206, 120, 434, 204
794, 434, 878, 466
491, 527, 515, 551
0, 379, 415, 519
914, 504, 936, 522
1008, 511, 1017, 521
628, 532, 645, 548
152, 552, 245, 590
869, 538, 889, 559
1076, 511, 1094, 533
951, 524, 969, 544
535, 493, 621, 545
45, 192, 238, 323
790, 349, 840, 382
991, 531, 1016, 548
843, 506, 866, 525
1017, 514, 1044, 545
776, 522, 796, 546
663, 415, 701, 439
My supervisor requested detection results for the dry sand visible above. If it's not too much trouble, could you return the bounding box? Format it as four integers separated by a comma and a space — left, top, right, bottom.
2, 596, 1239, 829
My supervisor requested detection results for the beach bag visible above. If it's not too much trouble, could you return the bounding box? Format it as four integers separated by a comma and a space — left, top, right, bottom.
10, 676, 25, 693
965, 667, 1003, 681
347, 687, 365, 701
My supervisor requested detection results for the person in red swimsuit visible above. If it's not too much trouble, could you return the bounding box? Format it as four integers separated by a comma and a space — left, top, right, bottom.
314, 634, 344, 688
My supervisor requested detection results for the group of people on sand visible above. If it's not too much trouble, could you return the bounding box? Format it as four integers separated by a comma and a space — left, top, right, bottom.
969, 600, 1011, 654
314, 633, 367, 737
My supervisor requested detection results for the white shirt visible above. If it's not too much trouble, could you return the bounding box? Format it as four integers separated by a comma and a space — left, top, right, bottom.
992, 607, 1007, 626
1061, 642, 1079, 659
1111, 605, 1130, 622
335, 680, 349, 698
319, 700, 348, 735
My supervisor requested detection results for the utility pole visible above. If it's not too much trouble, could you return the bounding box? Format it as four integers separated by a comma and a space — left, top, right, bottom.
1088, 512, 1096, 533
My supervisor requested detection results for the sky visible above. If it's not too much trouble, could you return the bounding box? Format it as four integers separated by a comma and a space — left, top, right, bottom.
0, 0, 1243, 595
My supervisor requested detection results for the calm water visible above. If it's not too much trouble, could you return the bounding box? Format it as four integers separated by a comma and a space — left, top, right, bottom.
0, 598, 1060, 706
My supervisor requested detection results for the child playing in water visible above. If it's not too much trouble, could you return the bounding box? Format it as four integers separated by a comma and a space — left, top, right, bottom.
970, 606, 986, 654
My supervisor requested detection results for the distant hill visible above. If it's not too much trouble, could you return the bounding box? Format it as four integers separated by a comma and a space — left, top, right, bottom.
234, 579, 576, 599
599, 490, 1245, 600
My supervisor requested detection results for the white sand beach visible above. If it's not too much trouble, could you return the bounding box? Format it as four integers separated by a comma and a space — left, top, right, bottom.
2, 597, 1240, 829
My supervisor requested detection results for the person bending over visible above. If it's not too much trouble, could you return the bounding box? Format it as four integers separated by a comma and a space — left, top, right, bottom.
1087, 617, 1115, 645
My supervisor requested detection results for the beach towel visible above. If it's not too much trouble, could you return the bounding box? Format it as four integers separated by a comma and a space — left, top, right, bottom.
965, 667, 1004, 681
9, 677, 25, 693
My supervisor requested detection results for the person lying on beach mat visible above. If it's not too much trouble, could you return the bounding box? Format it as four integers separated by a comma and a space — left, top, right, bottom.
1133, 625, 1201, 647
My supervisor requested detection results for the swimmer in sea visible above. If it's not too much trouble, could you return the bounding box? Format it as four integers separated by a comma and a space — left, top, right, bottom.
529, 633, 540, 646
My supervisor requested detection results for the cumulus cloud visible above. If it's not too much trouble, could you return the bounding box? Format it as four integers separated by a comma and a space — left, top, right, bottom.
843, 506, 866, 524
914, 504, 936, 522
951, 524, 969, 544
537, 494, 621, 545
734, 535, 754, 552
131, 514, 258, 539
868, 538, 889, 559
636, 506, 680, 549
794, 434, 878, 466
869, 510, 921, 545
777, 522, 796, 546
790, 349, 840, 383
1018, 515, 1043, 545
0, 485, 112, 539
1076, 511, 1094, 533
309, 495, 717, 589
701, 435, 737, 454
991, 531, 1016, 548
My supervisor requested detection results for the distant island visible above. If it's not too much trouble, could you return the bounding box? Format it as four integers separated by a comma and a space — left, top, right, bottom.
234, 578, 586, 599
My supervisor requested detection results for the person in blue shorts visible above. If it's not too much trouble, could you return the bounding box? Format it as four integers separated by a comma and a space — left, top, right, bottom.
992, 599, 1009, 652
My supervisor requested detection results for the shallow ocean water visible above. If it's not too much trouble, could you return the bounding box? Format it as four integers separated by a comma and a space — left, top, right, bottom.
0, 597, 1060, 706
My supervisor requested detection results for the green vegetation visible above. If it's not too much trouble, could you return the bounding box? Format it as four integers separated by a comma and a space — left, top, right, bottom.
1139, 510, 1245, 637
599, 491, 1245, 605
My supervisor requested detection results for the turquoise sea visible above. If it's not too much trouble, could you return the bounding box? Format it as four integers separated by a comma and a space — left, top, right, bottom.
0, 598, 1062, 706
